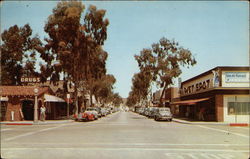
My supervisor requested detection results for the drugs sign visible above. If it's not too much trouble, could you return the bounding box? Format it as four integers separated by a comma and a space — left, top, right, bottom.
21, 77, 41, 83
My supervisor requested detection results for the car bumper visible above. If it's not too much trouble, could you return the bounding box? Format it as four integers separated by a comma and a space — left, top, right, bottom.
157, 117, 172, 121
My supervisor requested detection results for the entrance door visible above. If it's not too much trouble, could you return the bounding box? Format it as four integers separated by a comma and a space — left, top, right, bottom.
22, 100, 34, 120
0, 102, 7, 121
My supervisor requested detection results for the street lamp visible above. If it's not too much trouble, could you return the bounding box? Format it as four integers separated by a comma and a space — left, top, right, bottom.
34, 87, 39, 123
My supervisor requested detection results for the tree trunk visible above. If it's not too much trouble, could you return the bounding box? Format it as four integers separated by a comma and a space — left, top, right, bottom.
74, 80, 79, 115
159, 82, 167, 107
90, 90, 93, 107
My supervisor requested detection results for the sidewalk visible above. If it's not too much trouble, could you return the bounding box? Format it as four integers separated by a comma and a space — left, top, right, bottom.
0, 120, 75, 125
173, 118, 249, 127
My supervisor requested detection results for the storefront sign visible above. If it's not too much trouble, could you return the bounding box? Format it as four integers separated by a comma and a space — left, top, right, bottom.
225, 72, 248, 83
212, 70, 220, 87
182, 79, 211, 95
21, 77, 41, 83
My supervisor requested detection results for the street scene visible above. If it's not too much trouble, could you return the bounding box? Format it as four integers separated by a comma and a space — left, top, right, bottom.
1, 1, 249, 159
1, 111, 249, 159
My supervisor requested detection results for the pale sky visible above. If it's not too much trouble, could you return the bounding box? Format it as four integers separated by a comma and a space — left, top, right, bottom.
1, 1, 249, 98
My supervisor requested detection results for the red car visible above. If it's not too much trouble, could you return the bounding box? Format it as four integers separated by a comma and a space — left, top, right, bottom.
74, 111, 95, 121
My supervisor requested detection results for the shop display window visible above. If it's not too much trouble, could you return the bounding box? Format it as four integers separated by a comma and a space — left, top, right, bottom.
228, 102, 250, 115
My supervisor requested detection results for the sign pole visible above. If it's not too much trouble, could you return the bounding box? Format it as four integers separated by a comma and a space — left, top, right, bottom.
34, 88, 39, 123
67, 94, 70, 119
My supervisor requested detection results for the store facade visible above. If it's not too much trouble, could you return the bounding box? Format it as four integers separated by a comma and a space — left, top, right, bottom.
172, 66, 249, 123
0, 86, 66, 121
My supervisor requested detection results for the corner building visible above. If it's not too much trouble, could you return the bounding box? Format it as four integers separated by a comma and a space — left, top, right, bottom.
175, 66, 249, 123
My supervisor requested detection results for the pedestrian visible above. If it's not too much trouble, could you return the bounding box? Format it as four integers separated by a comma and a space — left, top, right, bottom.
40, 104, 46, 121
199, 107, 205, 121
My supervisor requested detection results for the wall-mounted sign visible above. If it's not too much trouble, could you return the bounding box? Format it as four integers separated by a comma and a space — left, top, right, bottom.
212, 70, 220, 87
180, 73, 214, 96
21, 77, 41, 83
182, 79, 211, 95
225, 72, 248, 83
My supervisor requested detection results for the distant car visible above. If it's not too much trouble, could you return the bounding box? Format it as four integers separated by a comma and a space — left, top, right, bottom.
139, 108, 145, 115
154, 107, 172, 121
100, 108, 108, 116
144, 107, 150, 116
148, 107, 159, 118
94, 107, 102, 118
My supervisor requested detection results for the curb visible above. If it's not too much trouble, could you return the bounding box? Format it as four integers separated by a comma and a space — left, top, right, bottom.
5, 123, 33, 125
172, 119, 228, 125
34, 120, 75, 125
173, 119, 249, 126
1, 120, 75, 125
229, 123, 249, 127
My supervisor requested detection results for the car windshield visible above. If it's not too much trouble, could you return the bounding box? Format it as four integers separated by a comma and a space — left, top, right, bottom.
160, 111, 170, 114
159, 108, 170, 112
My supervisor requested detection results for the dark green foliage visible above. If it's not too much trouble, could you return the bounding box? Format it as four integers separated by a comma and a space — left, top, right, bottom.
1, 24, 42, 85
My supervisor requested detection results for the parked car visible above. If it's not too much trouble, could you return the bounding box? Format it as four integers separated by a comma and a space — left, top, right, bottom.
154, 107, 172, 121
148, 107, 159, 118
105, 107, 111, 114
94, 107, 102, 118
86, 108, 99, 120
74, 111, 95, 121
139, 108, 145, 115
144, 107, 150, 116
100, 108, 108, 116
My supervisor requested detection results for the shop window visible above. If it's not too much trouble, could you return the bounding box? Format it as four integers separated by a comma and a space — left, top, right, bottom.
228, 102, 250, 115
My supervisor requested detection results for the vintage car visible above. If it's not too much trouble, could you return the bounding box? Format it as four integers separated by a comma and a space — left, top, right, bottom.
74, 111, 95, 121
154, 107, 172, 121
148, 107, 159, 118
100, 108, 108, 116
86, 108, 99, 119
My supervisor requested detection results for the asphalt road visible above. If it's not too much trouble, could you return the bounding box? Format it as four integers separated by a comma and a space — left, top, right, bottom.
1, 111, 249, 159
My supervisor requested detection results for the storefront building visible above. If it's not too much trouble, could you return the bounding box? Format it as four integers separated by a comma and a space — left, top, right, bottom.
0, 86, 66, 121
172, 66, 249, 123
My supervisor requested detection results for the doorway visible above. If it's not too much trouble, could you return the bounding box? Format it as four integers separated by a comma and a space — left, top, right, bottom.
22, 100, 34, 120
0, 102, 7, 121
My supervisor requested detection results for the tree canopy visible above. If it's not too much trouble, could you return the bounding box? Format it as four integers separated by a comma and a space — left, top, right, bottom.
127, 37, 196, 106
1, 24, 41, 85
1, 1, 122, 112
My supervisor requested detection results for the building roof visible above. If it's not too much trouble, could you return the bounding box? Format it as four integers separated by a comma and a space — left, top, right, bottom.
182, 66, 249, 85
0, 86, 51, 96
42, 80, 65, 93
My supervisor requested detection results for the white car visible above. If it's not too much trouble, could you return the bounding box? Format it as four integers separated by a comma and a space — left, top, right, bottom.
100, 108, 108, 116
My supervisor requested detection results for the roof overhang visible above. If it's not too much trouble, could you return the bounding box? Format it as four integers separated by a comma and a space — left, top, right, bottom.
44, 94, 65, 103
0, 96, 9, 101
170, 98, 210, 106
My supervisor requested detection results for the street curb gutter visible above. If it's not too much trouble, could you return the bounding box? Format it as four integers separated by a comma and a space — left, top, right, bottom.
1, 120, 75, 125
5, 123, 33, 125
229, 123, 249, 127
173, 119, 249, 127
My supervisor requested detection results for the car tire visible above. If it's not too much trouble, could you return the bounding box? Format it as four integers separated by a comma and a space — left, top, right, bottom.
154, 116, 158, 121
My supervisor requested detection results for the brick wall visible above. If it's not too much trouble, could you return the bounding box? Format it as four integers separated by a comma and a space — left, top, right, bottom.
215, 95, 224, 122
5, 97, 22, 121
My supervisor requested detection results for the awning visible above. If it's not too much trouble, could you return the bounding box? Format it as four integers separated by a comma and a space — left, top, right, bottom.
0, 96, 9, 101
44, 94, 65, 102
170, 98, 210, 106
